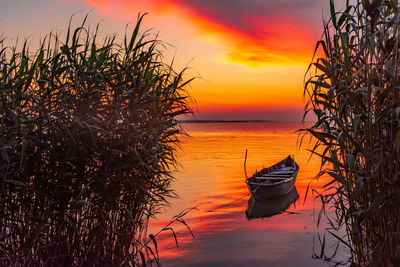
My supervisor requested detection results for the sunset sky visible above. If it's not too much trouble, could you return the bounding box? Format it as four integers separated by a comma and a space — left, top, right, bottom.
1, 0, 334, 121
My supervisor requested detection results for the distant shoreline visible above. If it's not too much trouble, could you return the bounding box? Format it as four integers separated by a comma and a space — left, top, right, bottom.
177, 120, 274, 123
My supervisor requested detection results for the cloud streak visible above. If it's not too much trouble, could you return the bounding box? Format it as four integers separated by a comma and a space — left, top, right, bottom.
83, 0, 325, 66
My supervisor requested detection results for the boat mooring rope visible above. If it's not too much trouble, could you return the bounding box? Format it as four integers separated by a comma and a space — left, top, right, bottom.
205, 192, 251, 213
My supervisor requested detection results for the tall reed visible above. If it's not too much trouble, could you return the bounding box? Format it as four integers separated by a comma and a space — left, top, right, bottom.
302, 0, 400, 265
0, 14, 193, 266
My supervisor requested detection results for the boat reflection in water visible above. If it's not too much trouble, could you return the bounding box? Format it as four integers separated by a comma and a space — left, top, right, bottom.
245, 186, 299, 219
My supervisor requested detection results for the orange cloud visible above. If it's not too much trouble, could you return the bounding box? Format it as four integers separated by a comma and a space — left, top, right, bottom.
80, 0, 323, 66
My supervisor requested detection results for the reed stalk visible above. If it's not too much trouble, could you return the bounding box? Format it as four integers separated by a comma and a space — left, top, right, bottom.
302, 0, 400, 265
0, 14, 193, 266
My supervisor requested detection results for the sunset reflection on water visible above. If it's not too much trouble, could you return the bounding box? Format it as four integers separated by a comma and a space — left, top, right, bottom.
147, 122, 335, 266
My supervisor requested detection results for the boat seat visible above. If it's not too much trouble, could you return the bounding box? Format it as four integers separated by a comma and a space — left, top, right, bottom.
269, 171, 294, 175
279, 167, 294, 171
255, 176, 286, 180
262, 174, 293, 177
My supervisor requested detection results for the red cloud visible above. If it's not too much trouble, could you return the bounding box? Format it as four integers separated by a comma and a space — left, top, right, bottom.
83, 0, 323, 66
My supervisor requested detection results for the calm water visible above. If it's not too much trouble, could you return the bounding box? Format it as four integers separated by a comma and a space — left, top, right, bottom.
148, 122, 346, 266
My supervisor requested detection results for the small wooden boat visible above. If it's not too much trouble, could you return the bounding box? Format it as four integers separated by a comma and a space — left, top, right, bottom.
245, 186, 299, 219
245, 155, 299, 201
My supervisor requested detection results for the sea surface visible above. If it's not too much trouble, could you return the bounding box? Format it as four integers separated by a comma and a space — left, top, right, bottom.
147, 122, 347, 267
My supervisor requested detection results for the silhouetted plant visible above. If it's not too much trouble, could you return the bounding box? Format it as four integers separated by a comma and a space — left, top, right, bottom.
0, 14, 193, 266
301, 0, 400, 265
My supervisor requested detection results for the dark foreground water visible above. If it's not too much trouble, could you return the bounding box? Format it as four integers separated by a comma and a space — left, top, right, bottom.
147, 122, 348, 266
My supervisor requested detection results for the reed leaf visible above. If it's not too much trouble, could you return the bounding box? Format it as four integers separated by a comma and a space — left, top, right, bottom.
0, 14, 193, 266
301, 0, 400, 265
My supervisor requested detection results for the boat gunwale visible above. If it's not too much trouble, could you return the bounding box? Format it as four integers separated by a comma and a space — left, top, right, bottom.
245, 155, 299, 199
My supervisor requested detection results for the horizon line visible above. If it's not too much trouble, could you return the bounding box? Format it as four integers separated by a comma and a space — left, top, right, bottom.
177, 120, 312, 123
177, 119, 273, 123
